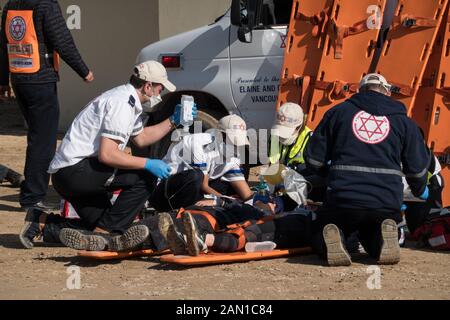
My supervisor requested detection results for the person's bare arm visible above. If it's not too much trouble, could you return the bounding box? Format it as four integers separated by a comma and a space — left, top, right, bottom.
201, 173, 222, 197
132, 119, 174, 149
230, 180, 254, 201
98, 137, 147, 170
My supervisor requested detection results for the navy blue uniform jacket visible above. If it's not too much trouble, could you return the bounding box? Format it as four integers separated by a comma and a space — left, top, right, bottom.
305, 91, 429, 212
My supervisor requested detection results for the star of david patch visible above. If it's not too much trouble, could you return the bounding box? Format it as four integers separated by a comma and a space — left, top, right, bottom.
9, 16, 26, 41
352, 111, 390, 144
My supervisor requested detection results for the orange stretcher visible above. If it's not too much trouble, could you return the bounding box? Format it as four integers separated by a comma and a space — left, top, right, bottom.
159, 247, 313, 266
377, 0, 448, 115
77, 249, 170, 261
306, 0, 387, 129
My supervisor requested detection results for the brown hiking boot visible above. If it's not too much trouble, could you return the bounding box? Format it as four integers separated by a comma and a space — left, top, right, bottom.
323, 224, 352, 267
158, 212, 187, 255
377, 219, 401, 265
59, 229, 108, 252
182, 211, 207, 256
108, 225, 149, 252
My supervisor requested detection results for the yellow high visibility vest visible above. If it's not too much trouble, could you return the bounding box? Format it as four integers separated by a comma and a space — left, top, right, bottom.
270, 127, 312, 166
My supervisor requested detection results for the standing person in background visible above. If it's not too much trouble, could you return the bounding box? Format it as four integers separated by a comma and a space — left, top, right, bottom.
0, 0, 94, 212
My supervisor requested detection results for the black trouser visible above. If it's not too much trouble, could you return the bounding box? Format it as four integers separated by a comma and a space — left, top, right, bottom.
311, 207, 402, 260
207, 214, 313, 252
405, 183, 444, 233
149, 169, 205, 212
52, 158, 156, 233
0, 164, 8, 182
12, 82, 59, 207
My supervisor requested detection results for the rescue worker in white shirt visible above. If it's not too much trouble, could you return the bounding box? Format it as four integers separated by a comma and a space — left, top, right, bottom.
269, 102, 326, 208
149, 115, 254, 212
19, 60, 197, 252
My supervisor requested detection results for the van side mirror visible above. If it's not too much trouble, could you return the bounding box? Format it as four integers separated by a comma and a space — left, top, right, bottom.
238, 25, 253, 43
231, 0, 260, 43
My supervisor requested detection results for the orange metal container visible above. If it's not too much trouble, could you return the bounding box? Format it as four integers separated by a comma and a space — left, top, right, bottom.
306, 0, 387, 129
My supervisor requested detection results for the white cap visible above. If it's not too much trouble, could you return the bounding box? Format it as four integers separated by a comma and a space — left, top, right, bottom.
134, 60, 176, 92
359, 73, 391, 92
272, 103, 304, 139
218, 115, 250, 146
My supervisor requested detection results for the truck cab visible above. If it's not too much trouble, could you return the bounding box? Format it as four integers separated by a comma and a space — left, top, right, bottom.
137, 0, 293, 134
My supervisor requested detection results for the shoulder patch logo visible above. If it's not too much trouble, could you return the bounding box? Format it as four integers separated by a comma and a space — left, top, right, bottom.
352, 111, 390, 145
128, 95, 136, 108
9, 16, 26, 41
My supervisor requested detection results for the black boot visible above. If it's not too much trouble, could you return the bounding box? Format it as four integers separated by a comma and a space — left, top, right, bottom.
19, 208, 47, 249
5, 167, 24, 188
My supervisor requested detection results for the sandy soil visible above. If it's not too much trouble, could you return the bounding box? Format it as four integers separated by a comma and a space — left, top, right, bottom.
0, 102, 449, 300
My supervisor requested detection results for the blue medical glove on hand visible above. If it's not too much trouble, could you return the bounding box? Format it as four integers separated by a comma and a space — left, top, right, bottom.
170, 104, 198, 126
144, 159, 172, 179
170, 104, 182, 126
401, 204, 408, 212
192, 103, 198, 119
419, 186, 429, 201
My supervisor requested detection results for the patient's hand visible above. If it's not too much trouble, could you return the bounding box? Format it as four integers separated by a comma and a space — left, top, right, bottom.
195, 199, 216, 207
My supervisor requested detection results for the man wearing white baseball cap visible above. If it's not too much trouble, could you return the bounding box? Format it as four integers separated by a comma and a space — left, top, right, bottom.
270, 102, 311, 165
359, 73, 392, 96
18, 60, 198, 252
268, 102, 326, 208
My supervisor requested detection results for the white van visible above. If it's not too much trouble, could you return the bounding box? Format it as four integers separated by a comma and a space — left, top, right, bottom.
137, 0, 293, 156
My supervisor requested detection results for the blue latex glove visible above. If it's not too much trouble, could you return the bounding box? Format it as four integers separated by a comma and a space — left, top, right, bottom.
144, 159, 172, 179
170, 104, 198, 126
419, 186, 429, 201
401, 204, 407, 212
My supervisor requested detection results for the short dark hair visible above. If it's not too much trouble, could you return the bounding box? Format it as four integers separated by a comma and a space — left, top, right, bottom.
129, 74, 147, 89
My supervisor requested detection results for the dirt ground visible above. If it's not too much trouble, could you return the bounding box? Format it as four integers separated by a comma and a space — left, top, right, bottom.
0, 102, 449, 300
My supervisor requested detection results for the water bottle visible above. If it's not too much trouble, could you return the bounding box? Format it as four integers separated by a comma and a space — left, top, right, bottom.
180, 95, 194, 132
245, 241, 277, 253
253, 176, 271, 204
